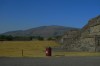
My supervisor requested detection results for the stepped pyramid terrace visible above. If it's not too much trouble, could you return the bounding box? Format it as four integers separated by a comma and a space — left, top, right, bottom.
60, 15, 100, 52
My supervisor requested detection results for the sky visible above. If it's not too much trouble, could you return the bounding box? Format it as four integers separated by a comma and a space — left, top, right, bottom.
0, 0, 100, 33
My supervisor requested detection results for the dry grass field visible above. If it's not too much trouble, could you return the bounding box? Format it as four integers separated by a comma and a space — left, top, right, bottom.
53, 52, 100, 56
0, 41, 100, 57
0, 41, 59, 57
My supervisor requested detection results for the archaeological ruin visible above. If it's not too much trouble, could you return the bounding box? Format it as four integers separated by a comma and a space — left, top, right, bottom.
60, 15, 100, 52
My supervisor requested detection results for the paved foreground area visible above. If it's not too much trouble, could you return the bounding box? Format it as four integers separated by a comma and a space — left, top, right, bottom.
0, 57, 100, 66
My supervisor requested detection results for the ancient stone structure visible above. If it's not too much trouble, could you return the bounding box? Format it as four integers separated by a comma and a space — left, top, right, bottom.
61, 15, 100, 52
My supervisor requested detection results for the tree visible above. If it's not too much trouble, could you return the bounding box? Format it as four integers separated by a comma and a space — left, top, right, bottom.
37, 36, 44, 40
6, 35, 13, 41
47, 37, 54, 40
29, 36, 33, 40
0, 35, 13, 41
0, 35, 7, 40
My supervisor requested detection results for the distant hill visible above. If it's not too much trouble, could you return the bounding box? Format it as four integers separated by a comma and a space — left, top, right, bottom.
1, 25, 80, 37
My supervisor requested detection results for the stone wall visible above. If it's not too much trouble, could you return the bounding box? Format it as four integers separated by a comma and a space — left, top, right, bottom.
60, 15, 100, 52
78, 37, 95, 52
90, 25, 100, 35
60, 30, 80, 51
95, 36, 100, 52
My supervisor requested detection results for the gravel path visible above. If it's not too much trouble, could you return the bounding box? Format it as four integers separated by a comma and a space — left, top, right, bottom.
0, 57, 100, 66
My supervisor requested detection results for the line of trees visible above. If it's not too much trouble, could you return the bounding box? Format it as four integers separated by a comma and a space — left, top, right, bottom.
0, 35, 45, 41
0, 35, 61, 41
0, 35, 30, 41
0, 35, 13, 41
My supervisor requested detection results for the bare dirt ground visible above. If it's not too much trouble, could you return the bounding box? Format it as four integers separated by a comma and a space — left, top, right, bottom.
0, 57, 100, 66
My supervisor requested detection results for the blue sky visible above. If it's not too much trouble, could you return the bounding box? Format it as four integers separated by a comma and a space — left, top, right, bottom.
0, 0, 100, 33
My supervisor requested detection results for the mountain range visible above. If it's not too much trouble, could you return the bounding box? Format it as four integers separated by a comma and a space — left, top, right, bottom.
1, 25, 79, 37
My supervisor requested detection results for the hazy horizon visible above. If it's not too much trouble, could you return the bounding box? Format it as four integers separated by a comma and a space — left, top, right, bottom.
0, 25, 80, 34
0, 0, 100, 33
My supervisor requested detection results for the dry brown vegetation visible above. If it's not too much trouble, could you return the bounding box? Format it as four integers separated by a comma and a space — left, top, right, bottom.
0, 41, 59, 57
0, 41, 100, 57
